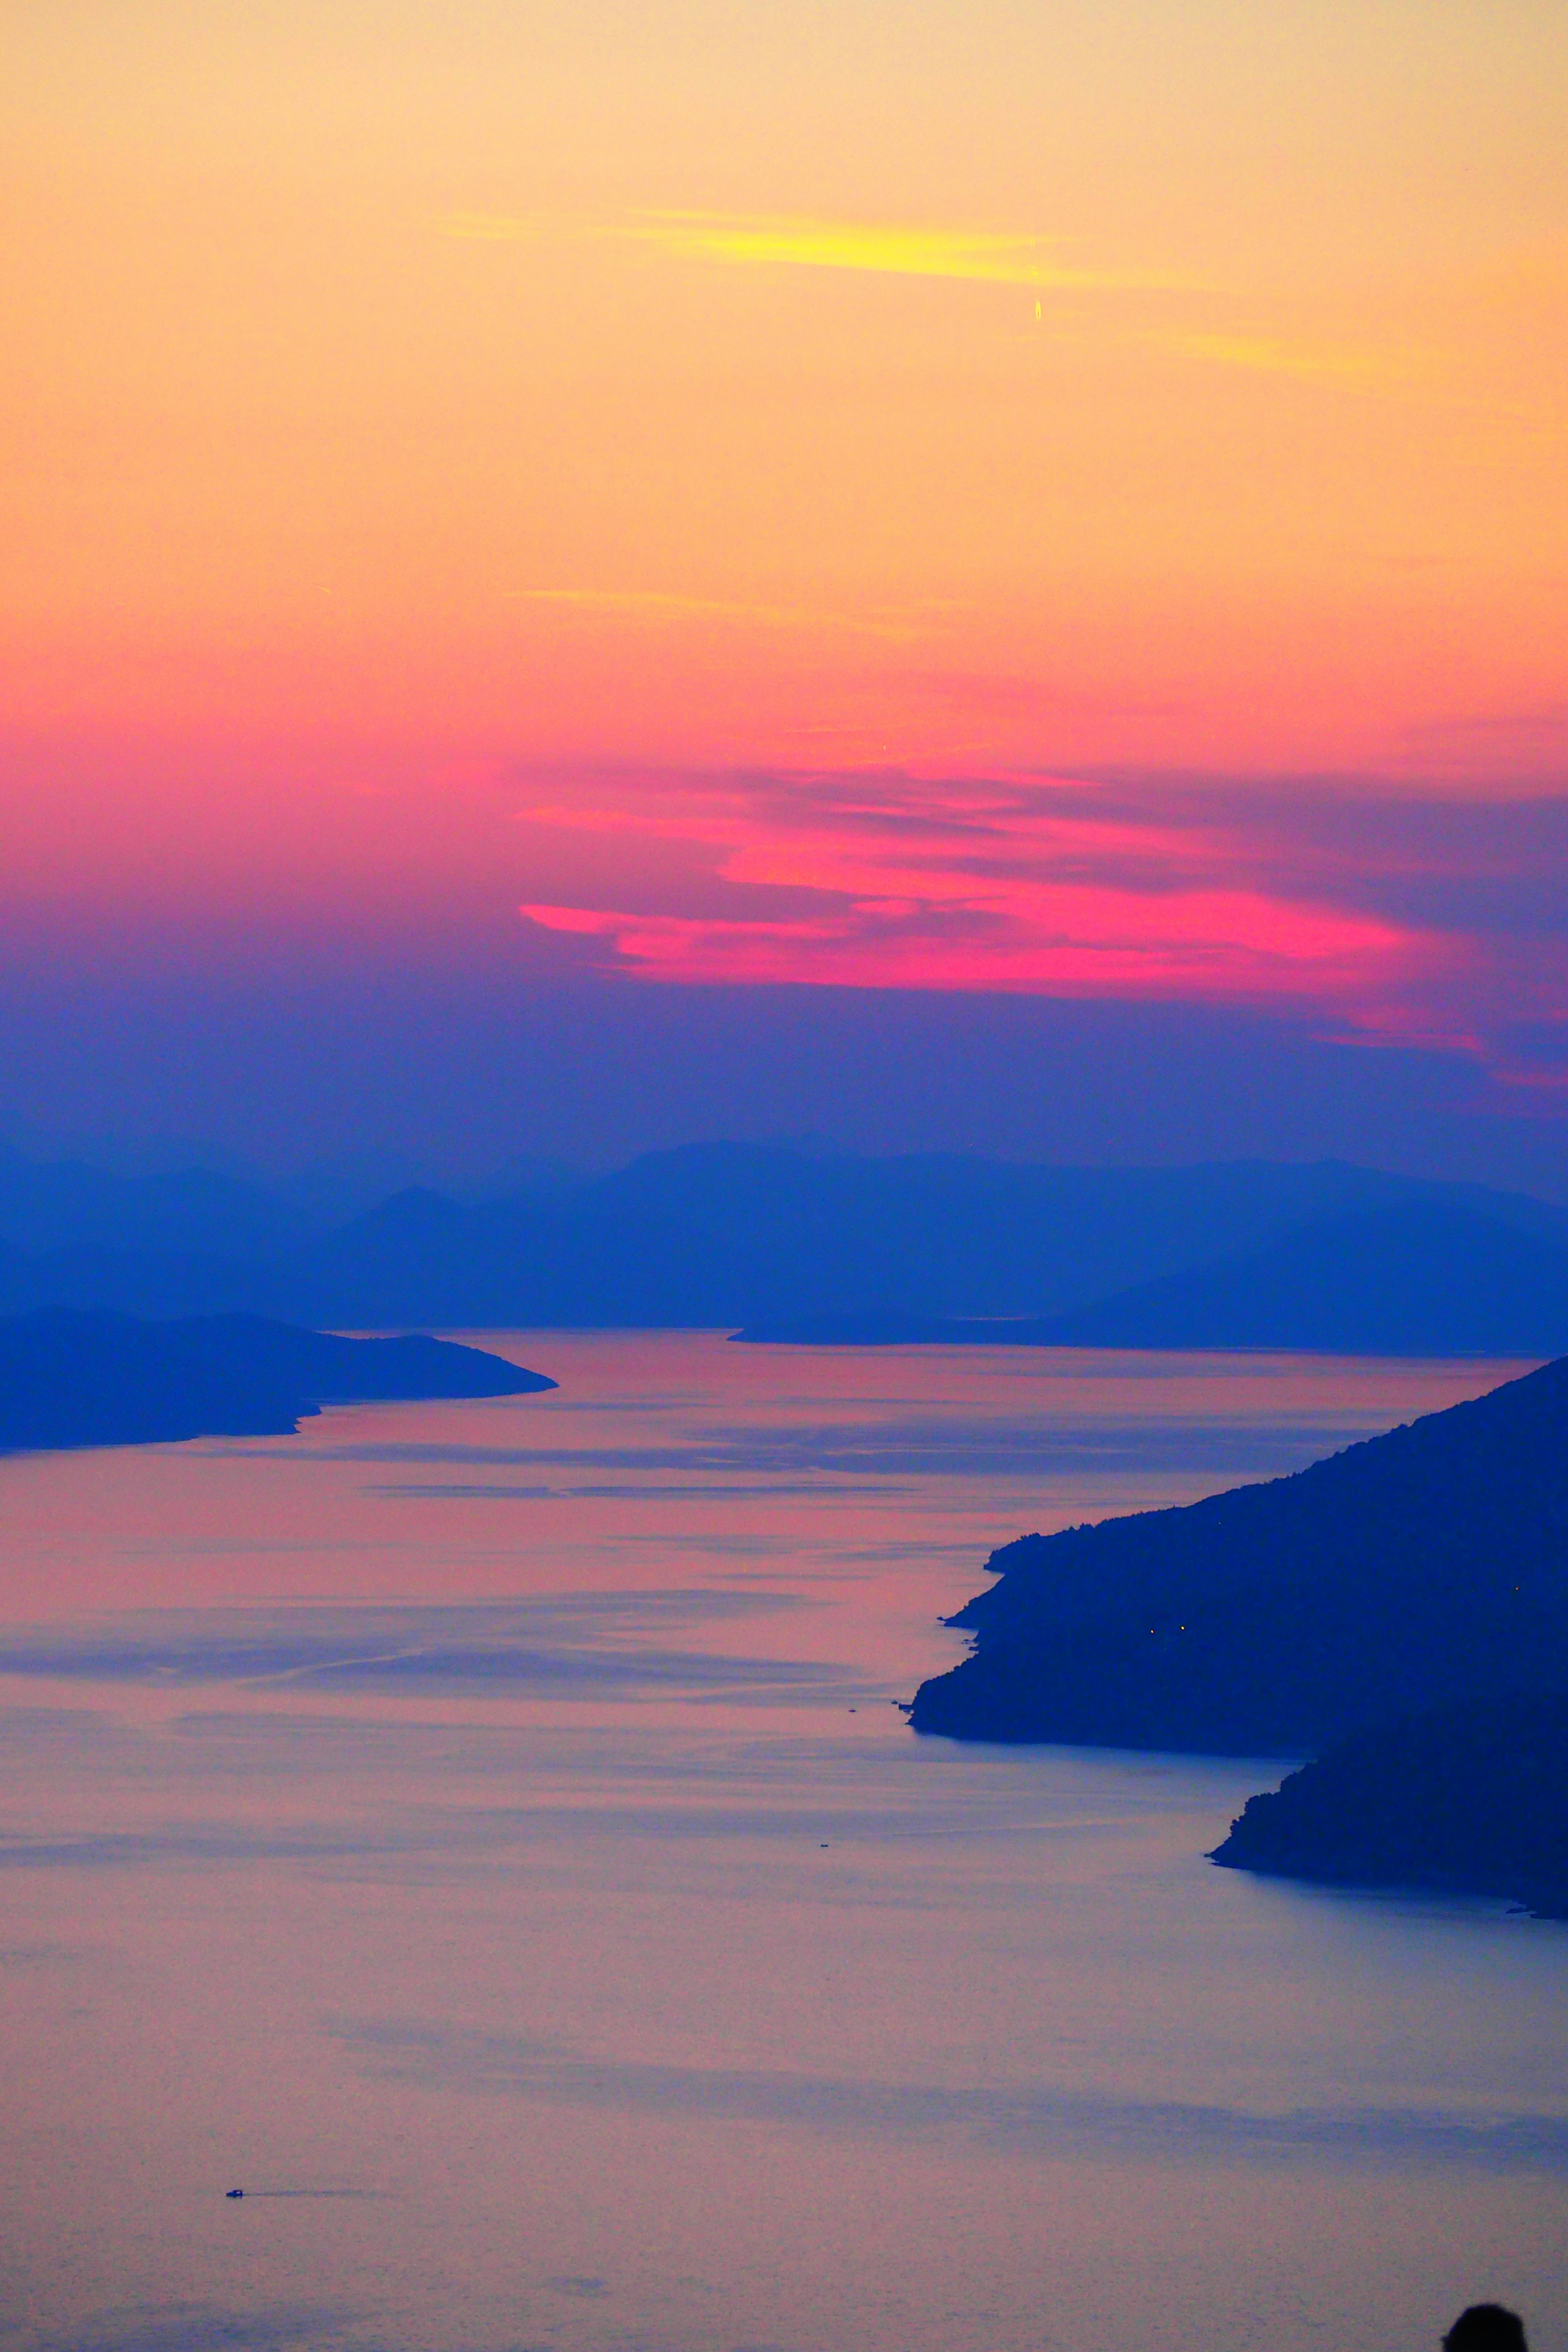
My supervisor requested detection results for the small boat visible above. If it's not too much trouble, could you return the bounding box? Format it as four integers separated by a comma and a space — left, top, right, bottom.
226, 2189, 244, 2199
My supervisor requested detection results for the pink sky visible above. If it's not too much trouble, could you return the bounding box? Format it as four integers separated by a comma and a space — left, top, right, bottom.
2, 2, 1566, 1160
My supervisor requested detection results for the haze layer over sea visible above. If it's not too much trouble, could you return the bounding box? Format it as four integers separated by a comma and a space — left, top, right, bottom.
1, 1334, 1564, 2352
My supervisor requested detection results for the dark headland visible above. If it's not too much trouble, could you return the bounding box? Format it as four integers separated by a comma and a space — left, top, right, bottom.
908, 1354, 1568, 1755
0, 1308, 555, 1452
1210, 1694, 1568, 1918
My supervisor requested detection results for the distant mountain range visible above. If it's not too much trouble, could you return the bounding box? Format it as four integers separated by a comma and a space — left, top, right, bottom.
1022, 1201, 1568, 1355
908, 1352, 1568, 1754
2, 1140, 1568, 1350
733, 1201, 1568, 1356
0, 1310, 554, 1452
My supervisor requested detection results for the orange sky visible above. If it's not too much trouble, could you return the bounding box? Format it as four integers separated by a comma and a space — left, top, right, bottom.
2, 1, 1566, 1054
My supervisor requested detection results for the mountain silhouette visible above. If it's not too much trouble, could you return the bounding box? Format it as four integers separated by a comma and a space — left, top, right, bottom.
909, 1354, 1568, 1753
732, 1200, 1568, 1355
0, 1147, 318, 1256
1032, 1202, 1568, 1355
3, 1141, 1568, 1341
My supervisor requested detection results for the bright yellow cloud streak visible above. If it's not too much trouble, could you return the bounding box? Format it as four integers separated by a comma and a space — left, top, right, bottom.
1167, 332, 1392, 387
443, 210, 1198, 292
622, 212, 1186, 290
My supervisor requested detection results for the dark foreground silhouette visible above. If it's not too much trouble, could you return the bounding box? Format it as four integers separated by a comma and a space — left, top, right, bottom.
0, 1307, 554, 1451
1444, 2307, 1529, 2352
1211, 1694, 1568, 1916
909, 1354, 1568, 1753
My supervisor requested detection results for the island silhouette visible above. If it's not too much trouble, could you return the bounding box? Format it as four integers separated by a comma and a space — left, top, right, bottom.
0, 1307, 554, 1452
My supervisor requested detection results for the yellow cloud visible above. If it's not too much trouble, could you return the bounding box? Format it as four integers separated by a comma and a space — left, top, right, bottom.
621, 212, 1186, 290
1165, 332, 1391, 387
443, 210, 1198, 292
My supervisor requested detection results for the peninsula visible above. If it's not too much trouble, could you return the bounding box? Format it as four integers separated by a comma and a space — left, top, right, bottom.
909, 1354, 1568, 1754
0, 1307, 554, 1452
1210, 1693, 1568, 1918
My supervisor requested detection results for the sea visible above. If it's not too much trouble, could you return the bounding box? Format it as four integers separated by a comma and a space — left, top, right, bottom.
1, 1334, 1564, 2352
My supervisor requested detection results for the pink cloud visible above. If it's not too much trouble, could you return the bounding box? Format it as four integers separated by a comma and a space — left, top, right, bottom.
520, 884, 1434, 1007
515, 767, 1454, 1016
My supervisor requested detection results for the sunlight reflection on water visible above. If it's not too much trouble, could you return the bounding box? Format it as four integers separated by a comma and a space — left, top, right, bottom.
0, 1336, 1562, 2352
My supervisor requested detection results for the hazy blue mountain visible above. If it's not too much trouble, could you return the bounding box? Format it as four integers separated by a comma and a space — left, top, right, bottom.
0, 1151, 317, 1256
908, 1354, 1568, 1754
0, 1243, 267, 1321
734, 1194, 1568, 1355
3, 1140, 1568, 1335
259, 1185, 701, 1326
1034, 1202, 1568, 1356
1210, 1693, 1568, 1917
250, 1150, 1568, 1329
0, 1309, 553, 1452
0, 1235, 36, 1305
581, 1145, 1486, 1320
259, 1156, 433, 1224
470, 1154, 589, 1203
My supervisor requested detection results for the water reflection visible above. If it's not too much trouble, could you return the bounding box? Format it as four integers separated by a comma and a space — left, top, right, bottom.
0, 1337, 1562, 2352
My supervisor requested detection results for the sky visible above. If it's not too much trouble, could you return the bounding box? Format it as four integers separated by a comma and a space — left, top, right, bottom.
3, 1, 1567, 1187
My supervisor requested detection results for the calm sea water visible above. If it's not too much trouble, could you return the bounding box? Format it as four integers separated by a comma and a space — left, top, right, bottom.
0, 1335, 1564, 2352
